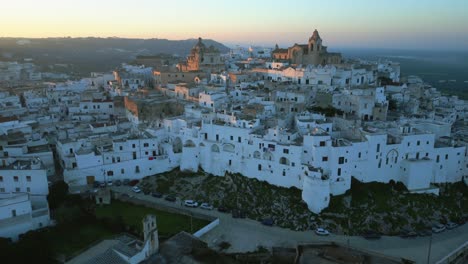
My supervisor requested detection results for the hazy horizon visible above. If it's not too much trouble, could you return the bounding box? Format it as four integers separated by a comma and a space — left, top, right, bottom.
2, 0, 468, 51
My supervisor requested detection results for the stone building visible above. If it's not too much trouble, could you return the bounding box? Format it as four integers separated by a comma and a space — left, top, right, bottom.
177, 38, 224, 73
272, 30, 342, 66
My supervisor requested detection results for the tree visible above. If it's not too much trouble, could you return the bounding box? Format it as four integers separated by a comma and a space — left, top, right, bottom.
47, 181, 69, 210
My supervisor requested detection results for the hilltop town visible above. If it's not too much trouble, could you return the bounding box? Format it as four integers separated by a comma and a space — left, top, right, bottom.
0, 31, 467, 263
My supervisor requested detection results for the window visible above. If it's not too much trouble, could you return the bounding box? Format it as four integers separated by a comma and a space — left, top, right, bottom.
358, 152, 362, 158
426, 141, 429, 145
12, 210, 16, 217
121, 169, 125, 174
132, 144, 136, 148
107, 171, 114, 176
291, 162, 295, 167
119, 146, 123, 151
283, 149, 289, 154
445, 154, 448, 160
238, 137, 241, 143
230, 136, 233, 140
377, 144, 380, 152
322, 156, 328, 162
26, 187, 30, 192
319, 141, 326, 147
436, 155, 440, 163
258, 164, 262, 171
282, 170, 286, 176
338, 157, 345, 164
143, 143, 149, 147
417, 141, 420, 146
26, 176, 31, 182
0, 176, 3, 182
416, 153, 420, 159
337, 168, 341, 176
16, 187, 20, 192
0, 188, 4, 192
136, 166, 140, 173
14, 176, 19, 182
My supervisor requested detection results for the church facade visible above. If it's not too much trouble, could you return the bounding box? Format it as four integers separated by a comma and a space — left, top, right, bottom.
272, 30, 342, 66
177, 38, 224, 73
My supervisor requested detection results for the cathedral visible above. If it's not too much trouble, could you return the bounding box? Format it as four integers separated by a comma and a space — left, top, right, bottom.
272, 30, 342, 66
177, 37, 224, 73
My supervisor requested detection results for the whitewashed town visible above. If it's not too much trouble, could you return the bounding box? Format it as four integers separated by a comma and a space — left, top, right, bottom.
1, 31, 467, 263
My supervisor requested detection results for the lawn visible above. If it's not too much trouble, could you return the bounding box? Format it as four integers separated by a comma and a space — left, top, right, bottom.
48, 224, 114, 257
95, 200, 210, 238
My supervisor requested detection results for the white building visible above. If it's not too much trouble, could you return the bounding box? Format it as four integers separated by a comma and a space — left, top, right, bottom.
0, 193, 51, 241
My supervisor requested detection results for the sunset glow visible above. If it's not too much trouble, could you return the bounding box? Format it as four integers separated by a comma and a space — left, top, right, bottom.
1, 0, 468, 49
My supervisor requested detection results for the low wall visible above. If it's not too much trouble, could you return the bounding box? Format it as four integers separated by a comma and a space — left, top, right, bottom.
436, 240, 468, 264
193, 218, 219, 238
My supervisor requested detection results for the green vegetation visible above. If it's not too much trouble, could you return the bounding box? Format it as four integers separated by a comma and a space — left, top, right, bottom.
142, 170, 468, 235
0, 180, 211, 261
48, 224, 114, 257
95, 200, 209, 238
307, 106, 344, 117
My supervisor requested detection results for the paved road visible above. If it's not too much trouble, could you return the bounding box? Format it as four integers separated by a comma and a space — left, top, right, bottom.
75, 185, 467, 264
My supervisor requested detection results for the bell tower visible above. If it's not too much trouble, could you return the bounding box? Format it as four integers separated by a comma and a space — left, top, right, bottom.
308, 29, 322, 65
142, 214, 159, 256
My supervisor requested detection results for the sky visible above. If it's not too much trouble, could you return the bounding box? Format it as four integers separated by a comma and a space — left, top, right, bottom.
1, 0, 468, 50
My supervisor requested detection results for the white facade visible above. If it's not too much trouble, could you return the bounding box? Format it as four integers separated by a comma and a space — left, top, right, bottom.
0, 193, 51, 241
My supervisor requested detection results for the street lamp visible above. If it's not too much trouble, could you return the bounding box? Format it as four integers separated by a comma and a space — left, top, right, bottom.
426, 233, 433, 264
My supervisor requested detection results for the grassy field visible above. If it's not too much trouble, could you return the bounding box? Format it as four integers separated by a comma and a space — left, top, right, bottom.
48, 224, 114, 257
95, 200, 210, 237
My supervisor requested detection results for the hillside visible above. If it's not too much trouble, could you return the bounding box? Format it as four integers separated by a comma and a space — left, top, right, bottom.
0, 37, 230, 76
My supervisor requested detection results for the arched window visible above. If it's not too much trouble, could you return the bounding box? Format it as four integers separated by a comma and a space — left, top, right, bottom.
279, 157, 290, 165
263, 151, 274, 161
222, 144, 235, 153
184, 140, 195, 148
211, 144, 220, 152
253, 151, 261, 159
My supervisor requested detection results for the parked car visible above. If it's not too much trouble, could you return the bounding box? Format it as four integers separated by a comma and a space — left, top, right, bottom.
115, 180, 122, 186
107, 180, 113, 186
99, 182, 106, 188
93, 181, 100, 188
184, 200, 198, 207
261, 218, 274, 226
231, 209, 246, 218
132, 186, 141, 193
165, 195, 176, 202
363, 231, 381, 240
217, 206, 228, 213
123, 179, 130, 186
432, 224, 446, 233
417, 229, 432, 237
151, 192, 163, 198
315, 228, 330, 236
128, 180, 139, 186
446, 222, 458, 230
400, 230, 417, 238
200, 203, 213, 210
